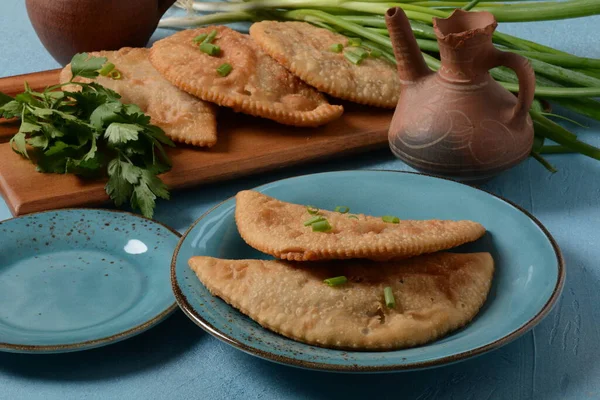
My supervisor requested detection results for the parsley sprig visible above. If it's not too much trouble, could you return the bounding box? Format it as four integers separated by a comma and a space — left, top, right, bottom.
0, 53, 175, 218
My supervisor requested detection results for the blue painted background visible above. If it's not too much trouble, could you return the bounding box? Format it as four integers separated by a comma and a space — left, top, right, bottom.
0, 1, 599, 399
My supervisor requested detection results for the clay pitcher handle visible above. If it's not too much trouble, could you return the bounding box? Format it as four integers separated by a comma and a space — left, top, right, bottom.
157, 0, 177, 19
493, 50, 536, 124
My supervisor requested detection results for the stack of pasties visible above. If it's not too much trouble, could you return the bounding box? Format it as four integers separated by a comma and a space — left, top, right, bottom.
149, 26, 344, 128
189, 190, 494, 351
59, 22, 402, 149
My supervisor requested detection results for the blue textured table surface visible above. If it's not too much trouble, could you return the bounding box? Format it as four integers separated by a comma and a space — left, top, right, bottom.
1, 1, 599, 399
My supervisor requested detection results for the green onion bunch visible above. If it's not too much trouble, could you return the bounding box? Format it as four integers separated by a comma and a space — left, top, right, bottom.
160, 0, 600, 171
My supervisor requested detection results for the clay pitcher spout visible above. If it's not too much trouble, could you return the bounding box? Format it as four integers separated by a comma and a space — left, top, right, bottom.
385, 7, 432, 84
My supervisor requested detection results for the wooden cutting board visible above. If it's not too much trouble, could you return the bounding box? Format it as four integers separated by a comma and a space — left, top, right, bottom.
0, 69, 392, 216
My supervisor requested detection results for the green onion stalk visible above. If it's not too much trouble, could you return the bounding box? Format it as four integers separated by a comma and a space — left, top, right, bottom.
161, 0, 600, 172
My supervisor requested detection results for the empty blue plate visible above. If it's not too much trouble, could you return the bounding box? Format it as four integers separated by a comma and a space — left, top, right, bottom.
172, 171, 564, 372
0, 209, 180, 353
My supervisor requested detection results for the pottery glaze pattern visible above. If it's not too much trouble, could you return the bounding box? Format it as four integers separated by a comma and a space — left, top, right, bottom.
385, 8, 536, 182
0, 209, 180, 353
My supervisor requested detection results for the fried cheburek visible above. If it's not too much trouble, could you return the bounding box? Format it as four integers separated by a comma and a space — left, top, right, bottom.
235, 190, 486, 261
149, 26, 344, 127
250, 21, 401, 108
189, 252, 494, 350
59, 48, 218, 147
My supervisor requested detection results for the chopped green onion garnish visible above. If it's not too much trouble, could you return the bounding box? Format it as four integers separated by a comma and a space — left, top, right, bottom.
304, 216, 325, 226
217, 63, 233, 77
369, 49, 382, 58
312, 220, 332, 232
99, 62, 115, 76
347, 37, 362, 47
348, 215, 358, 220
344, 48, 368, 65
384, 286, 395, 308
329, 43, 343, 53
193, 34, 208, 44
306, 205, 319, 215
334, 206, 350, 214
382, 215, 400, 224
324, 276, 347, 287
344, 51, 363, 65
199, 42, 221, 56
109, 69, 122, 80
352, 47, 368, 58
205, 30, 218, 44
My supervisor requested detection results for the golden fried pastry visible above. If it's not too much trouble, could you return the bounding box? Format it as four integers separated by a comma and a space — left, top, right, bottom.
250, 21, 401, 108
149, 26, 343, 127
235, 190, 486, 261
189, 252, 494, 350
60, 48, 217, 147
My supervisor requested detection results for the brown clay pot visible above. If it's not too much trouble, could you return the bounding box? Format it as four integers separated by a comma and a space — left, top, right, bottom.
385, 8, 536, 182
26, 0, 176, 66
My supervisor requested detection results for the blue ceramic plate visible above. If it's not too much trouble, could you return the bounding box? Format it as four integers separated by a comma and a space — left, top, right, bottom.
0, 209, 180, 353
172, 171, 564, 372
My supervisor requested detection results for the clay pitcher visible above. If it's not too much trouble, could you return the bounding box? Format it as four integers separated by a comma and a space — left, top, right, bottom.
26, 0, 177, 66
385, 8, 536, 182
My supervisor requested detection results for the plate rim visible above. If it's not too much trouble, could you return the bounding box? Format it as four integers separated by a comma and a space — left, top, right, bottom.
0, 208, 181, 354
171, 170, 565, 372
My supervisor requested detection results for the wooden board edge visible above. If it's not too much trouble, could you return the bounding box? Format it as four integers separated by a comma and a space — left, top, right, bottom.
3, 140, 388, 216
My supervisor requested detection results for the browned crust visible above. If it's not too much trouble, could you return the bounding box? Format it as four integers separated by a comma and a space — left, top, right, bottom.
155, 72, 343, 127
235, 190, 486, 261
250, 21, 400, 109
149, 26, 344, 127
188, 253, 494, 350
239, 221, 486, 261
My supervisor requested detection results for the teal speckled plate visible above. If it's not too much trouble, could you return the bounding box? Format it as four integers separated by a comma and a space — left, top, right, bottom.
172, 171, 564, 372
0, 209, 180, 354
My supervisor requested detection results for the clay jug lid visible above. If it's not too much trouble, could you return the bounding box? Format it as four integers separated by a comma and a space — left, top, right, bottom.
433, 9, 497, 48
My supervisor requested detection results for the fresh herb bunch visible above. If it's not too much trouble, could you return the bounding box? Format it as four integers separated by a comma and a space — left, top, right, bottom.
0, 53, 175, 218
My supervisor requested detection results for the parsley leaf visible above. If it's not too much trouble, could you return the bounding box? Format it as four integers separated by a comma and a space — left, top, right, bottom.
0, 91, 13, 107
66, 156, 102, 176
104, 123, 143, 145
28, 107, 54, 118
146, 125, 175, 147
121, 162, 143, 184
129, 168, 171, 218
45, 91, 65, 102
82, 135, 98, 161
19, 121, 42, 133
141, 169, 169, 200
40, 122, 65, 138
0, 100, 23, 119
10, 132, 28, 158
64, 90, 107, 119
70, 53, 108, 79
36, 155, 69, 174
106, 159, 134, 206
15, 91, 44, 108
45, 141, 70, 156
7, 52, 173, 218
132, 181, 157, 219
90, 102, 123, 129
120, 104, 151, 125
27, 135, 49, 149
87, 82, 121, 101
